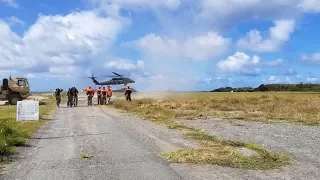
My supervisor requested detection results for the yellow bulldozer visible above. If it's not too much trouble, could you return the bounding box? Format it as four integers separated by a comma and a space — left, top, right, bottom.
0, 77, 31, 105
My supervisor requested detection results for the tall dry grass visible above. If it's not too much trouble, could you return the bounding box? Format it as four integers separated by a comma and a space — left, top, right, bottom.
114, 92, 320, 125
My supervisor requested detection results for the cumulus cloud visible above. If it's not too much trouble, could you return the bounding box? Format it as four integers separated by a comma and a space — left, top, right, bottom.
298, 0, 320, 13
237, 19, 296, 52
0, 11, 126, 77
123, 32, 231, 61
217, 51, 286, 77
104, 58, 144, 70
1, 0, 18, 8
217, 52, 261, 75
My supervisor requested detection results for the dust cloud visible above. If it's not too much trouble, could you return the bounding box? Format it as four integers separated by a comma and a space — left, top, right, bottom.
111, 92, 176, 101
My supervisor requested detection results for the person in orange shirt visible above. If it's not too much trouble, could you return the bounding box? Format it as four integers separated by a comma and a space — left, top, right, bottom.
106, 86, 113, 105
101, 87, 107, 105
85, 86, 95, 106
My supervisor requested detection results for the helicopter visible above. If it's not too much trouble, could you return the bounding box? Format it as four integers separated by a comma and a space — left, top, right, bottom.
89, 72, 135, 86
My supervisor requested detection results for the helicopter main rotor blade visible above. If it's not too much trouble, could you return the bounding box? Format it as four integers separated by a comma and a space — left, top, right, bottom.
112, 72, 122, 76
99, 75, 118, 77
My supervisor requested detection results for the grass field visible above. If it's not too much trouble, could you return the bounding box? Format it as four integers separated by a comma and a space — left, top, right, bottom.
110, 91, 320, 170
0, 95, 57, 161
118, 91, 320, 125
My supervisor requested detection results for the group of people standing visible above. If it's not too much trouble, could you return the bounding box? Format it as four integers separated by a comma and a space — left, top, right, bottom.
84, 86, 113, 106
67, 87, 79, 107
53, 87, 79, 107
85, 86, 133, 105
96, 86, 113, 105
53, 86, 133, 107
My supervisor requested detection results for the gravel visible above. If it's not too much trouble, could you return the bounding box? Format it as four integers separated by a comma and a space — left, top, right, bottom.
181, 118, 320, 180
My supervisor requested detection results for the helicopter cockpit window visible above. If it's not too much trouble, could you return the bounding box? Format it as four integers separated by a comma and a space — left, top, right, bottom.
18, 80, 25, 86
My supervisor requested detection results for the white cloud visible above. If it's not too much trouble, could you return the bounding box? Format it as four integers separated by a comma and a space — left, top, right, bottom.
265, 59, 283, 67
269, 75, 277, 81
266, 75, 281, 83
197, 0, 303, 25
136, 60, 145, 69
1, 0, 18, 8
0, 11, 126, 76
301, 52, 320, 63
124, 32, 231, 61
283, 68, 297, 75
298, 0, 320, 13
104, 58, 144, 70
7, 16, 25, 26
0, 20, 22, 69
296, 74, 303, 79
88, 0, 181, 19
306, 77, 318, 82
285, 77, 292, 83
237, 19, 296, 52
217, 52, 261, 75
89, 0, 181, 10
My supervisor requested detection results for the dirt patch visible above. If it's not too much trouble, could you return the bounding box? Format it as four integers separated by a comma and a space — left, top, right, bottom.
27, 95, 47, 101
237, 147, 259, 157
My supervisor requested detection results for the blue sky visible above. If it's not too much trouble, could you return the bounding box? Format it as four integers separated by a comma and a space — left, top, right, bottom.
1, 0, 320, 92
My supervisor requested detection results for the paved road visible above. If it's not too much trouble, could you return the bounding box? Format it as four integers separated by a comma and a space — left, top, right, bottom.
0, 97, 182, 180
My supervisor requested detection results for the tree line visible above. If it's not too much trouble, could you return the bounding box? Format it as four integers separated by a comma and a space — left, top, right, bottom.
210, 83, 320, 92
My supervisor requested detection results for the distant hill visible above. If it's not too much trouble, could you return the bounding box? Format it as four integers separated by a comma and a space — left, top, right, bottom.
113, 88, 137, 92
211, 83, 320, 92
211, 87, 254, 92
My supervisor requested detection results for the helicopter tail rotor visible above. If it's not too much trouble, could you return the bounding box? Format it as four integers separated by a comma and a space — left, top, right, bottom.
89, 73, 99, 79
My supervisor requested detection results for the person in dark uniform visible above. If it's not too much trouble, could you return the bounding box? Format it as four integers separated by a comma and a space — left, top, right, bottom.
124, 86, 132, 101
72, 87, 79, 107
67, 88, 75, 107
97, 87, 102, 105
54, 88, 63, 107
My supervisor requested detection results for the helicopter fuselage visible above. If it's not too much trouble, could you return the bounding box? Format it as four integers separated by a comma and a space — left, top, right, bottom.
91, 77, 135, 86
